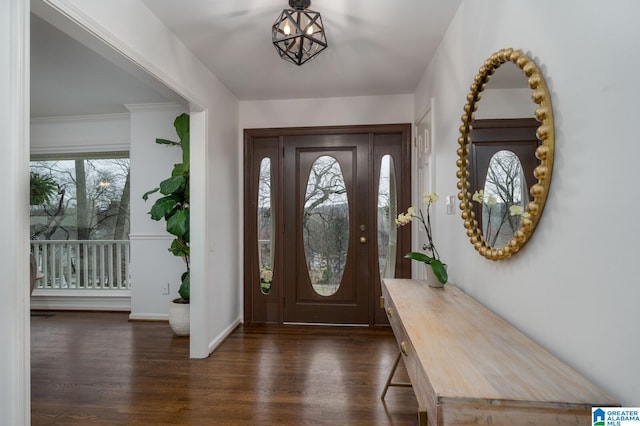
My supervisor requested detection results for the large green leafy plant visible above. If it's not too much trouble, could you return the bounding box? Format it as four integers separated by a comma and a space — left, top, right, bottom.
143, 113, 190, 301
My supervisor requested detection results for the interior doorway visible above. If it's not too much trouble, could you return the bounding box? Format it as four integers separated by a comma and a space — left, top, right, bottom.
414, 108, 434, 280
243, 124, 412, 325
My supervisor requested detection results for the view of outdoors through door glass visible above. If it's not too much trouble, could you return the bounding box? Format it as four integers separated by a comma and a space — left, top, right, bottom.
30, 153, 130, 290
257, 157, 274, 295
303, 156, 349, 296
377, 154, 397, 279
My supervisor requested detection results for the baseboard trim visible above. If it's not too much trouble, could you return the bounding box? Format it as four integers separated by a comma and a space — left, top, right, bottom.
207, 316, 242, 356
128, 313, 169, 321
30, 292, 130, 311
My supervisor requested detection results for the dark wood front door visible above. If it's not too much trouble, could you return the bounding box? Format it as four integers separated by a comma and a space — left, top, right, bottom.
243, 125, 412, 325
282, 135, 369, 323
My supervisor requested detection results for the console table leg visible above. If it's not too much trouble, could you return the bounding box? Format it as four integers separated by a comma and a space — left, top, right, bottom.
381, 351, 412, 400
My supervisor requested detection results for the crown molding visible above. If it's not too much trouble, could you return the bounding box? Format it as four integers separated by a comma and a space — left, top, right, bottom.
30, 112, 130, 124
124, 102, 183, 113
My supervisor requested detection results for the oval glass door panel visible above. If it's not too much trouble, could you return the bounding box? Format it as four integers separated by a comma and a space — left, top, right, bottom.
482, 150, 527, 248
377, 155, 397, 278
303, 155, 349, 296
257, 157, 273, 295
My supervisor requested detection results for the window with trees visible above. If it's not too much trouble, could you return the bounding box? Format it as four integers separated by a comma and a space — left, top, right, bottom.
30, 152, 130, 241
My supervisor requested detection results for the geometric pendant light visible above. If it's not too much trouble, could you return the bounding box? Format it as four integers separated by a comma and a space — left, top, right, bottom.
272, 0, 328, 66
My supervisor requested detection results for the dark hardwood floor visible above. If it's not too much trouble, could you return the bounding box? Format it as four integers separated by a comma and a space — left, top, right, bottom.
31, 312, 418, 425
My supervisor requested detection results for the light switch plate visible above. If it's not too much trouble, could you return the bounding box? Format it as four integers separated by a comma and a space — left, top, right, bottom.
446, 194, 456, 215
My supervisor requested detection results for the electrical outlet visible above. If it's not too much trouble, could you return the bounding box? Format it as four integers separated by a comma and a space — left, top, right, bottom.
162, 283, 170, 295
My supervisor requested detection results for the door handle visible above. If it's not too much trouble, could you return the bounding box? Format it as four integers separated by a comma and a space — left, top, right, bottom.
359, 236, 367, 244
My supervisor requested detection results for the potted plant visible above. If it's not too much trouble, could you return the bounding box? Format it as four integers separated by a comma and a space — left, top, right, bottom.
29, 172, 59, 293
260, 266, 273, 294
472, 189, 530, 248
396, 192, 448, 287
30, 171, 58, 207
142, 113, 190, 335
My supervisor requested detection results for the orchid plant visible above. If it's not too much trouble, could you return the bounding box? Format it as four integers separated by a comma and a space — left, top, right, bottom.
472, 189, 530, 247
396, 192, 448, 284
260, 267, 273, 294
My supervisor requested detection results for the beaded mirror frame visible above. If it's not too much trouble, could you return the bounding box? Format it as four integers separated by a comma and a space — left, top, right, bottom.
457, 48, 555, 260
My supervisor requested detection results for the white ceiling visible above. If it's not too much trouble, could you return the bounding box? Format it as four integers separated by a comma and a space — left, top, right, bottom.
30, 14, 176, 118
31, 1, 464, 117
142, 0, 463, 100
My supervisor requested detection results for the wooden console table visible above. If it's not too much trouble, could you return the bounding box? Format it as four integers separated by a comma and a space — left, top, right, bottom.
381, 278, 618, 425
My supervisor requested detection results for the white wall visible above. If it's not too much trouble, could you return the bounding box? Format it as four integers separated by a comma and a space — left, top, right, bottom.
240, 94, 413, 129
127, 103, 186, 320
475, 88, 535, 120
40, 0, 240, 359
0, 0, 30, 424
414, 0, 640, 405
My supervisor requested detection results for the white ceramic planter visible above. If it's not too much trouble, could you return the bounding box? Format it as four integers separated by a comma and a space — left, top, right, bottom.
168, 299, 190, 336
424, 263, 447, 288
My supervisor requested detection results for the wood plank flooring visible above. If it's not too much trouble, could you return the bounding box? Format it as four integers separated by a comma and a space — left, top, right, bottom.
31, 312, 418, 425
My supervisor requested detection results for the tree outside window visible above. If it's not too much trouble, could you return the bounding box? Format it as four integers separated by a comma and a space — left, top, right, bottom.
30, 153, 130, 241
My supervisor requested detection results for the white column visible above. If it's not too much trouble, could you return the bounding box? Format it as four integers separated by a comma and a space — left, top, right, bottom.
0, 0, 31, 424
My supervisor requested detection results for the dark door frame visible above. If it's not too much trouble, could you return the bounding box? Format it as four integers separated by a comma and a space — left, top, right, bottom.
243, 124, 412, 325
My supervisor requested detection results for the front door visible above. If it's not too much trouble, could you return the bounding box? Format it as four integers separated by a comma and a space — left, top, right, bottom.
282, 134, 369, 323
243, 125, 412, 325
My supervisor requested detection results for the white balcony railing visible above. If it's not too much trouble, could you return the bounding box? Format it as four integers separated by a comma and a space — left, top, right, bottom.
30, 240, 131, 290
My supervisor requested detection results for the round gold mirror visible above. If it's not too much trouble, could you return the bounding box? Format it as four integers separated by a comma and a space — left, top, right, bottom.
457, 48, 554, 260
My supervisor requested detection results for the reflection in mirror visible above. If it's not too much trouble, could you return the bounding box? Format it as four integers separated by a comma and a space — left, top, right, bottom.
257, 158, 274, 294
468, 117, 540, 253
303, 156, 349, 296
478, 150, 527, 248
377, 155, 398, 278
474, 62, 534, 119
457, 48, 555, 260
